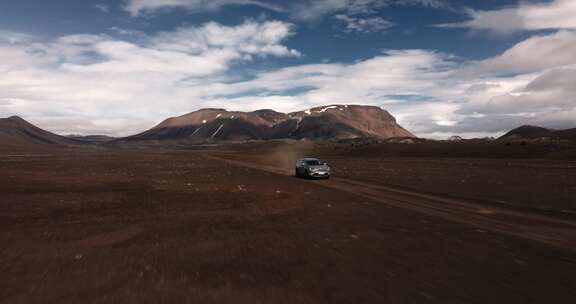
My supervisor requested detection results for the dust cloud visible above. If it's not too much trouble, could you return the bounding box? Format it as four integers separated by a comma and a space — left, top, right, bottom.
261, 141, 315, 174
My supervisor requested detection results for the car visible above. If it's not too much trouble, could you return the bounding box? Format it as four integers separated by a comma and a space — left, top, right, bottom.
295, 158, 331, 179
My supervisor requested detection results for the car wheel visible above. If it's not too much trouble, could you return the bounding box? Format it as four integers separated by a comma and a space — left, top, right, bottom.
295, 168, 300, 177
304, 169, 310, 179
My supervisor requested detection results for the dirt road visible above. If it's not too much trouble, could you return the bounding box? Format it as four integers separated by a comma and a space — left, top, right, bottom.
208, 155, 576, 252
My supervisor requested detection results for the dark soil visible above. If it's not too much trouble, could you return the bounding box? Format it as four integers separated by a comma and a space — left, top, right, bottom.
1, 146, 576, 303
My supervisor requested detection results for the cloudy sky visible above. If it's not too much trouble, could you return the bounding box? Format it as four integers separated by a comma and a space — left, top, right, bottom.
0, 0, 575, 138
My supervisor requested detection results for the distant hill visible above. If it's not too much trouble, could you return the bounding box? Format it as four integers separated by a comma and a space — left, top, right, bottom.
500, 125, 576, 141
117, 105, 415, 144
0, 116, 81, 146
67, 135, 116, 144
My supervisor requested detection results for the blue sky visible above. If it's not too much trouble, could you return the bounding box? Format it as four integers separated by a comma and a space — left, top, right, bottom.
0, 0, 575, 138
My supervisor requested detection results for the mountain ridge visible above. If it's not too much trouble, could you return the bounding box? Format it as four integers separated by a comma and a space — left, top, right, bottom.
0, 116, 82, 146
119, 104, 415, 143
500, 125, 576, 141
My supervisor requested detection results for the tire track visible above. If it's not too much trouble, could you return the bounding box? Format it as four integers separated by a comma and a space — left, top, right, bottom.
206, 154, 576, 253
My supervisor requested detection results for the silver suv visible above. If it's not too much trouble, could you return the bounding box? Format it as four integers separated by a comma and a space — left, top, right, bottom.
295, 158, 331, 179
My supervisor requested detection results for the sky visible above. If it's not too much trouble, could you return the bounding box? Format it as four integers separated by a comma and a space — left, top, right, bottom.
0, 0, 575, 138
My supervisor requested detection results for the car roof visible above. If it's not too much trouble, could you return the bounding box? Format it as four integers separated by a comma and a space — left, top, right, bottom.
299, 158, 320, 161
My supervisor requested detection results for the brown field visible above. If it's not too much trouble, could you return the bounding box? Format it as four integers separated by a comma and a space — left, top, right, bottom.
216, 141, 576, 214
1, 142, 576, 303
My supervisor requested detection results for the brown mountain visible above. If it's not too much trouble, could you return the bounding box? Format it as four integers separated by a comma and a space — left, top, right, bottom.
500, 125, 576, 141
120, 105, 415, 143
0, 116, 81, 146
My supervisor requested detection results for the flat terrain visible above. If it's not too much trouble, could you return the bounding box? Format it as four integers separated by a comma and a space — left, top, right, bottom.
1, 145, 576, 303
217, 141, 576, 214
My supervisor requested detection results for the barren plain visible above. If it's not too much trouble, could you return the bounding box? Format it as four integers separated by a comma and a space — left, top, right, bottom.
1, 142, 576, 303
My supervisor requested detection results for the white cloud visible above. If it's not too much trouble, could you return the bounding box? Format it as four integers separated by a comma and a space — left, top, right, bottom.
94, 4, 110, 13
179, 49, 466, 137
290, 0, 449, 20
0, 35, 466, 137
123, 0, 452, 40
150, 21, 300, 57
0, 30, 37, 44
0, 21, 299, 136
334, 14, 395, 34
460, 67, 576, 115
201, 31, 576, 138
109, 27, 146, 37
124, 0, 450, 20
0, 46, 42, 72
2, 21, 576, 139
279, 0, 449, 39
441, 0, 576, 33
125, 0, 284, 16
474, 31, 576, 74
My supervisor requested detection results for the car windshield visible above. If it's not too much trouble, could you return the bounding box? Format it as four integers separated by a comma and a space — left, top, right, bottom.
305, 160, 322, 166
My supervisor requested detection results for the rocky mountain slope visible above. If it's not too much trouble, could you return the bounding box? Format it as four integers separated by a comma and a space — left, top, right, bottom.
500, 125, 576, 141
120, 105, 415, 143
0, 116, 81, 146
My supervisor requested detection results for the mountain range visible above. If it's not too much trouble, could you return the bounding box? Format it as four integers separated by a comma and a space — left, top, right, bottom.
118, 105, 415, 143
3, 106, 576, 148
